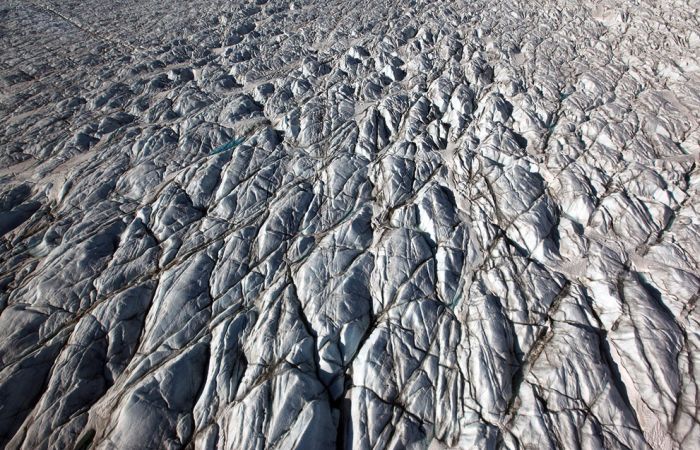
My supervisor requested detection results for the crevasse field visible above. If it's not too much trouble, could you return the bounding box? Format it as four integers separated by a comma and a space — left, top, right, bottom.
1, 0, 699, 448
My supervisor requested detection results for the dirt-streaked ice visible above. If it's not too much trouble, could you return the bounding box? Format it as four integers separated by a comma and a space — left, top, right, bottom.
1, 0, 699, 448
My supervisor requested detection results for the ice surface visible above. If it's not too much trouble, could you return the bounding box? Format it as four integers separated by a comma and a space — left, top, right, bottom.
1, 0, 699, 448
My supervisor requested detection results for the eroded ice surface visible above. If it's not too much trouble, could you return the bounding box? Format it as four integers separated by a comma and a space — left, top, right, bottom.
1, 0, 699, 448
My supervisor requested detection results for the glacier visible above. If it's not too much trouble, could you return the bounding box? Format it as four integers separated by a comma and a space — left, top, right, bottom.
0, 0, 699, 448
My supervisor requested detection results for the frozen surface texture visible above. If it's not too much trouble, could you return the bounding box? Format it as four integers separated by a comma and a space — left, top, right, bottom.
1, 0, 699, 448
